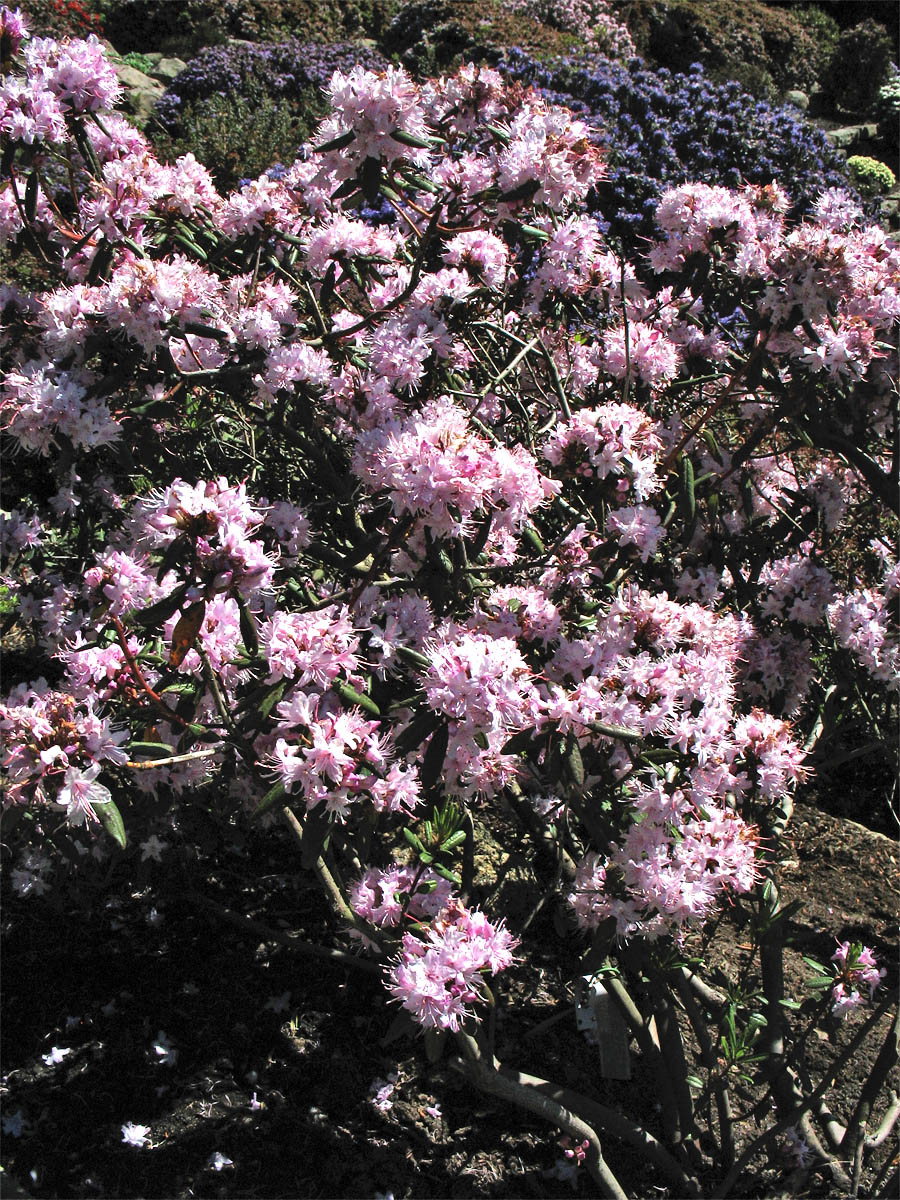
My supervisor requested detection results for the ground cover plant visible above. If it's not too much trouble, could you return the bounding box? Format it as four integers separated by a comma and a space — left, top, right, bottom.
1, 9, 898, 1199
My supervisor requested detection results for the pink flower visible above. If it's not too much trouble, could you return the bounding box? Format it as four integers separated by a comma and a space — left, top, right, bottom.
316, 65, 430, 178
55, 763, 112, 827
386, 902, 518, 1031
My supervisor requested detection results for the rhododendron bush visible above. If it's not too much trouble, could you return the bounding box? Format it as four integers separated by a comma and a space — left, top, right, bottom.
1, 12, 898, 1197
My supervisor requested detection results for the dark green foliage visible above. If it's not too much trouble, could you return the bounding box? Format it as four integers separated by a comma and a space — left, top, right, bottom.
100, 0, 396, 56
822, 18, 896, 114
876, 65, 900, 151
149, 79, 313, 193
611, 0, 825, 98
790, 4, 841, 84
384, 0, 579, 76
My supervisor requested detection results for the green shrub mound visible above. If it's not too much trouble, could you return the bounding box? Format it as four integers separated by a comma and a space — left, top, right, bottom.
846, 155, 897, 198
101, 0, 396, 56
822, 17, 896, 115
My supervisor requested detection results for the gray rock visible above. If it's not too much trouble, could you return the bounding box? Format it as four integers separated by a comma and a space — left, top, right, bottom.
151, 57, 187, 83
826, 125, 863, 149
784, 90, 809, 112
113, 62, 164, 128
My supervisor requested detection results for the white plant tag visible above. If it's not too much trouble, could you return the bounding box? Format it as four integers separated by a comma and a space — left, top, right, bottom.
575, 975, 631, 1079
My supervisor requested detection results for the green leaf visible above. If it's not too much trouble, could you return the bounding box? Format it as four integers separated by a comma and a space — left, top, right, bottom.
679, 455, 696, 522
498, 177, 541, 203
390, 128, 434, 150
315, 129, 356, 153
440, 830, 466, 852
96, 799, 127, 849
565, 732, 585, 790
127, 741, 177, 759
300, 806, 332, 869
402, 827, 425, 854
500, 728, 536, 755
252, 780, 286, 819
334, 681, 381, 718
145, 571, 189, 615
259, 680, 288, 722
420, 722, 449, 794
433, 863, 461, 885
395, 645, 432, 671
393, 707, 440, 757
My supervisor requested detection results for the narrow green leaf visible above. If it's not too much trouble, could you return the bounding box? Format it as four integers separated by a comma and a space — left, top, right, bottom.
252, 780, 286, 818
315, 129, 356, 153
390, 128, 434, 150
127, 741, 177, 759
402, 827, 425, 854
421, 722, 449, 794
96, 799, 127, 849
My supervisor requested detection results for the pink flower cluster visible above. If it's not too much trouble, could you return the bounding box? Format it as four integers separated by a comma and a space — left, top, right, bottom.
1, 26, 119, 144
350, 864, 455, 927
830, 941, 885, 1019
353, 396, 559, 543
319, 64, 431, 176
569, 795, 759, 940
504, 0, 635, 58
1, 363, 122, 455
387, 899, 518, 1031
1, 681, 127, 823
828, 559, 900, 687
270, 691, 421, 819
130, 478, 276, 599
541, 402, 664, 499
261, 606, 361, 688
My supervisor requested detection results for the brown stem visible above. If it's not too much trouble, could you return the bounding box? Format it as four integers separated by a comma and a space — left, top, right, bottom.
110, 615, 198, 733
453, 1031, 629, 1200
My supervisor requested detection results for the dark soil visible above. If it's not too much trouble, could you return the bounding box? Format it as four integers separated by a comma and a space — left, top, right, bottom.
2, 797, 897, 1200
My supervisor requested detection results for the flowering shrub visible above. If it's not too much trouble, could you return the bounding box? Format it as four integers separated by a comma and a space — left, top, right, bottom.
101, 0, 396, 56
17, 0, 102, 39
384, 0, 586, 74
1, 15, 897, 1196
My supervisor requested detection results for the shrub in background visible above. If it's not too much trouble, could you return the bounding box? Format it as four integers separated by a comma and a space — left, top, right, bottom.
608, 0, 822, 98
876, 65, 900, 152
383, 0, 585, 75
100, 0, 396, 55
822, 18, 896, 114
18, 0, 103, 37
501, 51, 853, 247
846, 155, 897, 198
150, 40, 388, 191
789, 3, 841, 88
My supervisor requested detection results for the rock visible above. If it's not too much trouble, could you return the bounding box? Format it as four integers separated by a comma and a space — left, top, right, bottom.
784, 89, 809, 112
151, 57, 187, 83
826, 125, 863, 149
112, 62, 165, 128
